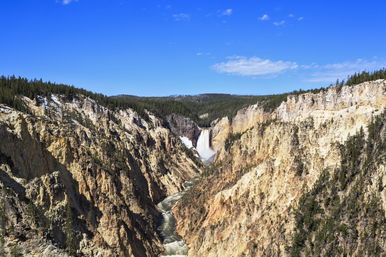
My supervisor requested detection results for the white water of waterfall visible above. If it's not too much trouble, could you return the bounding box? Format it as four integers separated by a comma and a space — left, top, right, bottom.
196, 129, 215, 162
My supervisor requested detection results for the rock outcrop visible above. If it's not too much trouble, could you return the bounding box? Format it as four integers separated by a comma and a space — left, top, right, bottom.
0, 94, 201, 256
210, 103, 273, 152
174, 80, 386, 257
165, 114, 201, 147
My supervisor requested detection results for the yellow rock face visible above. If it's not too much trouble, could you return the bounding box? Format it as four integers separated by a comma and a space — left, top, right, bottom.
174, 80, 386, 257
0, 95, 201, 256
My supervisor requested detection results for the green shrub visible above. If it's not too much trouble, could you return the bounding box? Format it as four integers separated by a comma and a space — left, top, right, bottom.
10, 246, 23, 257
224, 132, 243, 151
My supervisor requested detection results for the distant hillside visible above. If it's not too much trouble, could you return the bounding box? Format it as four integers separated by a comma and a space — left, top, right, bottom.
113, 93, 280, 127
1, 69, 385, 127
113, 69, 386, 126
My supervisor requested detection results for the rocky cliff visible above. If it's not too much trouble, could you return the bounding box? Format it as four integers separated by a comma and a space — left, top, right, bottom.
0, 94, 201, 256
174, 80, 386, 257
165, 114, 201, 146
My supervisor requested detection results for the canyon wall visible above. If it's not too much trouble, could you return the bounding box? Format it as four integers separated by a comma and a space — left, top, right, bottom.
174, 80, 386, 257
165, 114, 201, 147
0, 95, 201, 256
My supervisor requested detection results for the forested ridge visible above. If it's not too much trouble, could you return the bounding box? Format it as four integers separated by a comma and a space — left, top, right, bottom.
1, 69, 385, 126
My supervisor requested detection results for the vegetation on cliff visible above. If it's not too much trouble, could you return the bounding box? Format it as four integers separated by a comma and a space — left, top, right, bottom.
0, 76, 152, 119
0, 91, 201, 256
339, 68, 386, 87
2, 69, 385, 127
289, 111, 386, 256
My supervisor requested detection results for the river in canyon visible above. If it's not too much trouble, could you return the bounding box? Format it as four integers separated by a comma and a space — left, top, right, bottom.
157, 129, 215, 256
157, 179, 198, 257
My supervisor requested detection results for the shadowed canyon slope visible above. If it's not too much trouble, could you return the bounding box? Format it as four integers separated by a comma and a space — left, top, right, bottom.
0, 94, 201, 256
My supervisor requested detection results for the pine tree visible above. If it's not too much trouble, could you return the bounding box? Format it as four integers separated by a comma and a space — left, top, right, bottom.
64, 202, 78, 256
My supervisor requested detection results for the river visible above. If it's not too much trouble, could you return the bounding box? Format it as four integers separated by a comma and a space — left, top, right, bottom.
157, 179, 197, 257
158, 129, 214, 256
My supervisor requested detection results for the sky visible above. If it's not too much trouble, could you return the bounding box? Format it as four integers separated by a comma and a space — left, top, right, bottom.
1, 0, 386, 96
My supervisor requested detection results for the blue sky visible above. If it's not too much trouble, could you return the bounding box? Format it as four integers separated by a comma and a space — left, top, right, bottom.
1, 0, 386, 96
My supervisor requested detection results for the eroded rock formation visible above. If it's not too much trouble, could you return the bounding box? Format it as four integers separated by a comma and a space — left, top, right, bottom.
174, 80, 386, 257
0, 95, 201, 256
165, 114, 201, 147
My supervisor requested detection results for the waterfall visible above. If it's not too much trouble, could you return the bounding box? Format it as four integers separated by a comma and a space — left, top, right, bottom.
196, 129, 215, 162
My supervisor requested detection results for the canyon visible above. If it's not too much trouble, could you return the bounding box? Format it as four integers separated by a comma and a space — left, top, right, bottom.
175, 80, 386, 257
0, 78, 385, 257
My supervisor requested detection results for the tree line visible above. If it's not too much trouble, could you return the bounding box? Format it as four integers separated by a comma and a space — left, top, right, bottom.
1, 69, 385, 125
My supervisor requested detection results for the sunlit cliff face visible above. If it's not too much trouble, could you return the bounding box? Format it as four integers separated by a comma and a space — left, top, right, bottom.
0, 94, 201, 257
173, 80, 386, 257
